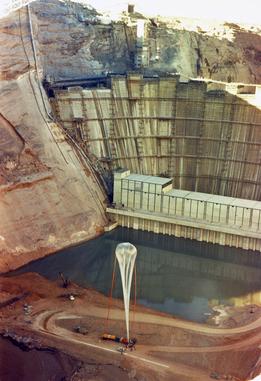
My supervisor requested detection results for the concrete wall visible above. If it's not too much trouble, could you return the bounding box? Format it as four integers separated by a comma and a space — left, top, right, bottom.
52, 75, 261, 201
107, 209, 261, 251
119, 183, 261, 233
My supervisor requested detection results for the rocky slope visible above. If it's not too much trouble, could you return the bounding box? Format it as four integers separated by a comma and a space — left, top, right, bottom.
1, 0, 260, 83
0, 1, 110, 272
148, 17, 261, 83
0, 72, 107, 272
0, 0, 261, 83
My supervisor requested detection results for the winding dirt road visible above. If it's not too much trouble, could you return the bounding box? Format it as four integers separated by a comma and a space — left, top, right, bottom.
32, 305, 261, 381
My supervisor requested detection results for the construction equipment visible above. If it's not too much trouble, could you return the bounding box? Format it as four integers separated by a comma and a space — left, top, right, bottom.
102, 333, 137, 349
74, 325, 88, 335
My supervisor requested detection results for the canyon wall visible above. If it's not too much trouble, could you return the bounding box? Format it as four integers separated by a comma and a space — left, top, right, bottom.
0, 0, 113, 271
1, 0, 260, 83
0, 72, 107, 272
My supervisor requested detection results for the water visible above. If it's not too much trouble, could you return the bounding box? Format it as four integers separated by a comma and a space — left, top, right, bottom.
8, 228, 261, 323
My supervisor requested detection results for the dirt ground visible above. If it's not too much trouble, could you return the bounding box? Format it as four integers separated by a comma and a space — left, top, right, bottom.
0, 273, 260, 381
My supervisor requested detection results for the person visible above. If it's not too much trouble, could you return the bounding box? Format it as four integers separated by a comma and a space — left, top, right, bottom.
127, 338, 137, 351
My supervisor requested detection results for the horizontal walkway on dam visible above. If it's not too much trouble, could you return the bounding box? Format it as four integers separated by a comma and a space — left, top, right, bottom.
107, 170, 261, 251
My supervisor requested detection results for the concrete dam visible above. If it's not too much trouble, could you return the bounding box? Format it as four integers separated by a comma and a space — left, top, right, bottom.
49, 74, 261, 250
51, 74, 261, 200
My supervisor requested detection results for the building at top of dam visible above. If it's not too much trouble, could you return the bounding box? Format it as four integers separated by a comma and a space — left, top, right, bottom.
50, 73, 261, 201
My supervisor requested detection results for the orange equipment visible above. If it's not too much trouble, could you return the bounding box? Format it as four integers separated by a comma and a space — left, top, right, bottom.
102, 333, 137, 348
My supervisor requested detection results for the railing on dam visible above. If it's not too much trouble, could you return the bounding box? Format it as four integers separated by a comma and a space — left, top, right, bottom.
120, 187, 261, 233
112, 171, 261, 235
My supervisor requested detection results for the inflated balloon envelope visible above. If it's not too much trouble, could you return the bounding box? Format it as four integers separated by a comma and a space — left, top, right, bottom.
115, 242, 137, 342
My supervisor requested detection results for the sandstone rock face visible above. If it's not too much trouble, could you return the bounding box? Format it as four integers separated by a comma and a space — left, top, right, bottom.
0, 73, 107, 272
0, 0, 260, 83
0, 0, 131, 81
146, 19, 261, 83
0, 112, 47, 185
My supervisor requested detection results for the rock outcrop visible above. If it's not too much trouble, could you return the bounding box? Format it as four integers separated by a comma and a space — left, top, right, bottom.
0, 73, 107, 272
0, 1, 116, 272
1, 0, 260, 83
0, 112, 47, 186
146, 18, 261, 83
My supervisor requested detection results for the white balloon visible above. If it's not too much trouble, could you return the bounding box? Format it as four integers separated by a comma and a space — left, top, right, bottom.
115, 242, 137, 341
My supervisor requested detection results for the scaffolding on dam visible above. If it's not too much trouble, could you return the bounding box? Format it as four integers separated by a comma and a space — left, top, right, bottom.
107, 170, 261, 251
51, 74, 261, 201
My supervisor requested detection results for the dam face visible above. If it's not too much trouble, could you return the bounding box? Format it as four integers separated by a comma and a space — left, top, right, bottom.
49, 74, 261, 249
51, 74, 261, 201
